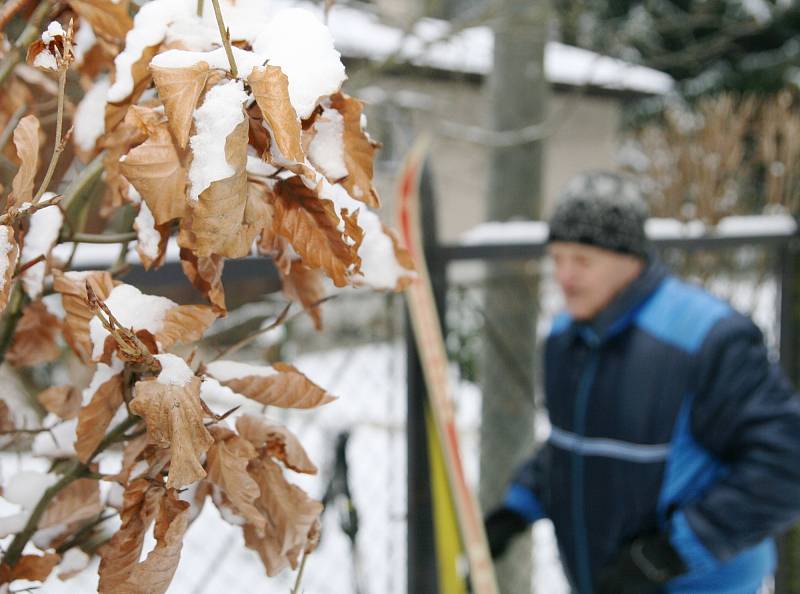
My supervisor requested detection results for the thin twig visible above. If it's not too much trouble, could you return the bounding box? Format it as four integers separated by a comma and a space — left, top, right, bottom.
62, 231, 138, 244
55, 511, 118, 555
87, 283, 161, 369
210, 0, 237, 78
13, 254, 45, 277
31, 61, 69, 204
0, 193, 62, 226
211, 302, 293, 362
197, 0, 203, 17
290, 550, 309, 594
210, 294, 338, 362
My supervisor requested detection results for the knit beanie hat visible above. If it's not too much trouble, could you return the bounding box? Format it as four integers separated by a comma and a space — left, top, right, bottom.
547, 170, 649, 258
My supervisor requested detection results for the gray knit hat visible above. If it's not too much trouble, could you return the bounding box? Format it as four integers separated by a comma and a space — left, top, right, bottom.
547, 171, 649, 258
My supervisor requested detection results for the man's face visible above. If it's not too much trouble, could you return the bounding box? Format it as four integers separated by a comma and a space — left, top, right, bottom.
548, 242, 645, 321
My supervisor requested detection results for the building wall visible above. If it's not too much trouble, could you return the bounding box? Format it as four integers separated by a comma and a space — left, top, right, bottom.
359, 74, 621, 243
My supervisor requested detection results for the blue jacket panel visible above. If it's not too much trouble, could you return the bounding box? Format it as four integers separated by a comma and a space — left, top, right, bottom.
508, 261, 800, 594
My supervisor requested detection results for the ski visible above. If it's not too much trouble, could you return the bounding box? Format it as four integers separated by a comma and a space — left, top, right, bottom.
396, 137, 500, 594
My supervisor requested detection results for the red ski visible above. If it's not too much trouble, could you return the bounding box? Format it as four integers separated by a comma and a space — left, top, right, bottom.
396, 137, 500, 594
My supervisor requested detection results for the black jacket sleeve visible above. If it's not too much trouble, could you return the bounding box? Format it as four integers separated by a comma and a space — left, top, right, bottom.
682, 314, 800, 561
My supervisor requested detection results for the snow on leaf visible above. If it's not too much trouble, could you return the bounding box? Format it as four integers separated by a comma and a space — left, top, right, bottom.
53, 270, 116, 364
280, 261, 324, 330
236, 415, 317, 474
0, 225, 19, 313
9, 114, 40, 210
98, 478, 165, 592
115, 488, 190, 594
179, 248, 226, 314
88, 283, 177, 361
134, 201, 169, 269
119, 118, 187, 226
20, 202, 63, 299
243, 457, 322, 576
37, 385, 81, 420
207, 361, 336, 409
105, 44, 159, 132
68, 0, 133, 43
130, 375, 213, 489
206, 426, 263, 531
188, 116, 250, 257
272, 177, 357, 288
6, 299, 61, 367
150, 61, 210, 149
330, 93, 381, 208
248, 65, 306, 169
75, 360, 125, 463
154, 304, 218, 352
188, 79, 247, 203
0, 552, 60, 585
251, 8, 346, 119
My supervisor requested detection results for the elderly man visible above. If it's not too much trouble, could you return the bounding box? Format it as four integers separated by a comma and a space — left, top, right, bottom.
484, 171, 800, 594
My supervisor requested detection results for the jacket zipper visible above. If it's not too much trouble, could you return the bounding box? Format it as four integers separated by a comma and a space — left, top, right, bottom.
573, 332, 600, 594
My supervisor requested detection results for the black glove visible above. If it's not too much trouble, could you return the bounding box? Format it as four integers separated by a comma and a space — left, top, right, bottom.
595, 532, 688, 594
484, 507, 528, 559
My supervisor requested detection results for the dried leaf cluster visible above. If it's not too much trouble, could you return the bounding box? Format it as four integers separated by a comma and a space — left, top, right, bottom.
0, 0, 413, 590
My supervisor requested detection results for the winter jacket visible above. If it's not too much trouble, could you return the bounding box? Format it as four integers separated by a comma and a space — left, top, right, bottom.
505, 259, 800, 594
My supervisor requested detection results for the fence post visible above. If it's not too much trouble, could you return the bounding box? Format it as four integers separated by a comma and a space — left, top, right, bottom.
777, 235, 800, 594
406, 159, 446, 594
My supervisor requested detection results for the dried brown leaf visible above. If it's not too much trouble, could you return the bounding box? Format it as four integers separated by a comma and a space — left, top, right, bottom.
130, 376, 213, 489
330, 93, 381, 207
69, 0, 132, 42
244, 458, 322, 576
37, 385, 81, 420
6, 300, 61, 367
151, 62, 211, 149
206, 426, 263, 530
40, 478, 103, 529
214, 362, 336, 409
155, 304, 217, 351
179, 248, 226, 314
0, 399, 14, 433
280, 261, 325, 330
249, 65, 304, 166
120, 120, 187, 226
53, 270, 116, 364
0, 225, 19, 313
9, 114, 40, 209
213, 181, 269, 259
0, 552, 60, 585
273, 177, 357, 287
115, 489, 190, 594
236, 415, 317, 474
98, 478, 165, 592
75, 370, 124, 463
189, 118, 249, 257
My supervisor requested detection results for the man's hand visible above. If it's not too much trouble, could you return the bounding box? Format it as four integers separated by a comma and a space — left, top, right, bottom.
484, 507, 528, 559
595, 532, 687, 594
